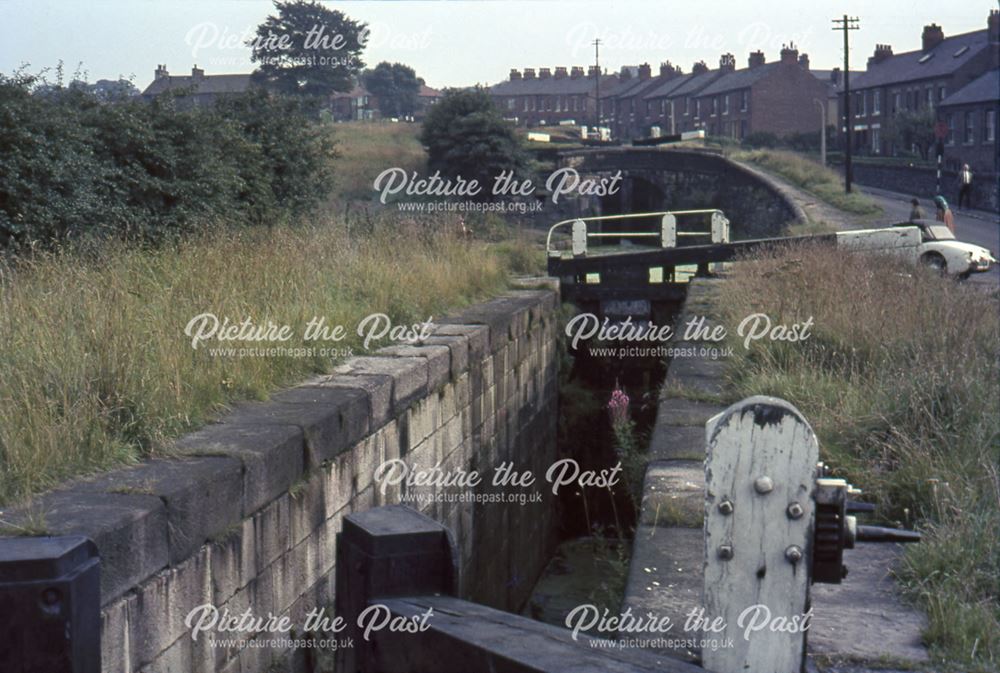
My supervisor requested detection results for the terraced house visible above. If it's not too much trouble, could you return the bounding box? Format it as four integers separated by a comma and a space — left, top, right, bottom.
843, 10, 1000, 158
489, 66, 620, 127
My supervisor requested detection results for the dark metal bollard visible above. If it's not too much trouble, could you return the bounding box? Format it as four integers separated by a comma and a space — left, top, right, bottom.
0, 536, 100, 673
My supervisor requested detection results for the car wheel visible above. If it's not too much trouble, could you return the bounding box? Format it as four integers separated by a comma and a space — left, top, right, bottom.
920, 252, 947, 275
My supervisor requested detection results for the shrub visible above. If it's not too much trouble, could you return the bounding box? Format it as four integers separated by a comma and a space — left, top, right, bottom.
0, 75, 334, 249
419, 88, 527, 194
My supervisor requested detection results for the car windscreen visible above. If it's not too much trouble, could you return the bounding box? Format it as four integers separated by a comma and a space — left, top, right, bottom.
924, 225, 955, 241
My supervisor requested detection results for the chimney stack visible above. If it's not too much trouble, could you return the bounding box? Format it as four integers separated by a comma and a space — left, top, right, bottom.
691, 60, 709, 75
554, 66, 568, 79
619, 66, 633, 81
780, 43, 798, 65
509, 68, 522, 80
191, 65, 204, 80
748, 51, 765, 69
989, 9, 999, 43
539, 67, 552, 79
523, 68, 536, 79
798, 53, 810, 70
719, 53, 736, 71
587, 65, 600, 78
868, 44, 894, 67
830, 67, 842, 86
155, 64, 169, 80
922, 24, 944, 52
638, 63, 652, 80
659, 61, 678, 78
571, 66, 584, 79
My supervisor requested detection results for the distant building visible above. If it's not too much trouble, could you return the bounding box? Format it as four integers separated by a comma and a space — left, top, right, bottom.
842, 11, 999, 156
489, 66, 620, 127
329, 85, 378, 121
939, 69, 999, 174
415, 83, 442, 120
141, 65, 253, 106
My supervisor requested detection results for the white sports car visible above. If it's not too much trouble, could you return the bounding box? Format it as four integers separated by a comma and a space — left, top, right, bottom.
903, 220, 996, 279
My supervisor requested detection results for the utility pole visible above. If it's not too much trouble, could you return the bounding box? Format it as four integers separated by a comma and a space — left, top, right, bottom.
593, 38, 602, 135
832, 15, 860, 192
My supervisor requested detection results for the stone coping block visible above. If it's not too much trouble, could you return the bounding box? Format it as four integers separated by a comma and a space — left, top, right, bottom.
377, 344, 451, 392
174, 422, 305, 517
300, 372, 393, 430
417, 335, 470, 382
74, 456, 243, 566
430, 324, 489, 363
225, 386, 370, 467
3, 489, 168, 606
648, 424, 706, 462
638, 460, 704, 528
334, 355, 428, 417
439, 293, 549, 353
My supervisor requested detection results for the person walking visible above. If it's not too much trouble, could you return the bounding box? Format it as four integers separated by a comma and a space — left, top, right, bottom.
957, 163, 973, 209
934, 195, 955, 235
908, 198, 924, 221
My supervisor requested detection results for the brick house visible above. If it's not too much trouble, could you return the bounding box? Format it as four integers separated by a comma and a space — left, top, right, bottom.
141, 65, 253, 106
841, 11, 999, 156
329, 85, 378, 121
939, 69, 999, 174
489, 66, 620, 127
415, 83, 442, 120
606, 62, 682, 140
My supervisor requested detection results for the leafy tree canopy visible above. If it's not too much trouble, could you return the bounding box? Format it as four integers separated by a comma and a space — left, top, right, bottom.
249, 0, 366, 97
362, 62, 421, 118
419, 88, 526, 194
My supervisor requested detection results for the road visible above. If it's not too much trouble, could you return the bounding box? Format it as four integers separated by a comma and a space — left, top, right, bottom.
856, 184, 1000, 289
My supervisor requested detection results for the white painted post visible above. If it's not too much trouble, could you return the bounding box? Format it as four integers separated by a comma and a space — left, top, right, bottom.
661, 213, 677, 248
703, 396, 819, 673
710, 212, 730, 274
571, 219, 587, 257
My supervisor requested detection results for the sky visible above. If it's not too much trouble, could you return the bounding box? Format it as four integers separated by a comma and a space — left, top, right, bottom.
0, 1, 995, 90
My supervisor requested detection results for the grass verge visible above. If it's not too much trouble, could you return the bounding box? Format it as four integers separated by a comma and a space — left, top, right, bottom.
731, 148, 882, 217
715, 243, 999, 671
0, 214, 539, 505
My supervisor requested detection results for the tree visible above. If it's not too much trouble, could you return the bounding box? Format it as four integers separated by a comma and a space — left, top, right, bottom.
885, 108, 936, 159
362, 62, 421, 118
419, 88, 526, 195
248, 1, 366, 97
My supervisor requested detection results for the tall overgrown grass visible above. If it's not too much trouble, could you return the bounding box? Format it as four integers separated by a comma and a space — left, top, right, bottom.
0, 215, 539, 505
731, 148, 882, 217
327, 122, 426, 202
716, 243, 999, 671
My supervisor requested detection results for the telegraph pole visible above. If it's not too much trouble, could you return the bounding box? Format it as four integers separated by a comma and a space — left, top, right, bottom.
593, 38, 602, 133
832, 15, 860, 192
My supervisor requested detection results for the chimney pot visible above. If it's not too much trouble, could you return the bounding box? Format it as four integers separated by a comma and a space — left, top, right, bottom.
523, 68, 536, 79
748, 50, 765, 69
539, 67, 552, 79
798, 53, 810, 69
638, 63, 652, 79
691, 60, 709, 75
588, 65, 600, 78
571, 66, 584, 79
554, 66, 568, 79
509, 68, 521, 80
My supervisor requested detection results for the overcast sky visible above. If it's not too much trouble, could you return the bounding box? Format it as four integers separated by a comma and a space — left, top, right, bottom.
1, 1, 994, 89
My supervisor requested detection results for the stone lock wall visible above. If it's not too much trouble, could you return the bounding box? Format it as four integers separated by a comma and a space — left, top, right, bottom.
3, 288, 560, 673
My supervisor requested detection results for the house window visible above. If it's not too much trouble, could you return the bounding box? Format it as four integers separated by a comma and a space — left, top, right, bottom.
711, 97, 718, 116
872, 127, 880, 154
684, 98, 690, 116
938, 86, 946, 101
873, 90, 880, 115
964, 111, 974, 144
946, 113, 955, 145
740, 90, 748, 111
507, 98, 515, 110
892, 92, 900, 113
695, 100, 701, 118
985, 109, 995, 143
723, 95, 729, 115
926, 88, 933, 108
